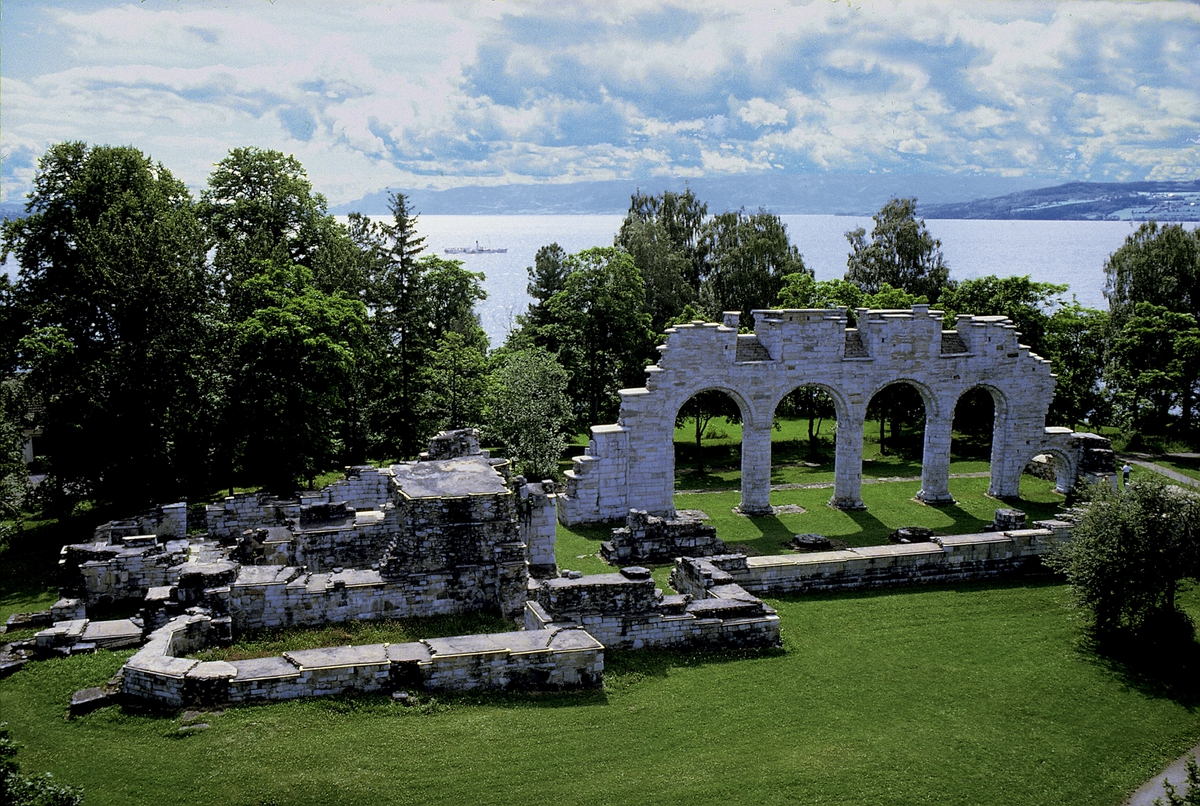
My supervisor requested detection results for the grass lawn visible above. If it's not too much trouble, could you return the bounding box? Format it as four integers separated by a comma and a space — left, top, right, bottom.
2, 581, 1197, 806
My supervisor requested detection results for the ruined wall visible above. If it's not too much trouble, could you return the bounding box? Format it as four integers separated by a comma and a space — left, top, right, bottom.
121, 614, 603, 707
223, 566, 482, 630
601, 509, 724, 565
559, 307, 1078, 525
671, 520, 1074, 598
526, 566, 780, 651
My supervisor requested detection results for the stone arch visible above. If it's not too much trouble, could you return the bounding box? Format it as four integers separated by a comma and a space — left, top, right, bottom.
557, 308, 1074, 525
952, 383, 1012, 492
667, 383, 766, 517
1025, 446, 1077, 495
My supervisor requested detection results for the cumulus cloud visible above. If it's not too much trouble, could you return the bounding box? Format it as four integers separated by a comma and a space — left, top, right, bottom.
1, 0, 1197, 204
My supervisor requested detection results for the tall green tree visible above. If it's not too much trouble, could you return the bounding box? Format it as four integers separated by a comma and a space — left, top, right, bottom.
1104, 221, 1200, 327
845, 197, 948, 303
349, 193, 429, 457
697, 209, 808, 321
200, 148, 363, 312
1045, 304, 1109, 428
537, 247, 655, 424
230, 261, 366, 493
1, 142, 219, 511
420, 332, 488, 438
616, 189, 708, 330
1105, 303, 1200, 435
484, 348, 572, 481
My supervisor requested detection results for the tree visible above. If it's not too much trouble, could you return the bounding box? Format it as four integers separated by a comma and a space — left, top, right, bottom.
538, 247, 655, 424
1, 142, 219, 511
697, 208, 807, 321
616, 189, 708, 331
421, 256, 488, 349
349, 193, 429, 457
1105, 303, 1200, 435
484, 348, 572, 481
1104, 221, 1200, 327
937, 275, 1067, 358
199, 147, 361, 305
1045, 304, 1109, 428
1046, 478, 1200, 638
230, 261, 366, 493
777, 274, 927, 319
845, 197, 948, 303
420, 331, 488, 438
676, 390, 742, 473
0, 379, 31, 540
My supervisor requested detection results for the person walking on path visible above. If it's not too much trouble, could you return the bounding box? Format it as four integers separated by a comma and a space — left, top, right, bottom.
1122, 463, 1132, 486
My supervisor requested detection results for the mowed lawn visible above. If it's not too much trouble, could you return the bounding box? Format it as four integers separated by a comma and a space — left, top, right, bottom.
2, 581, 1198, 806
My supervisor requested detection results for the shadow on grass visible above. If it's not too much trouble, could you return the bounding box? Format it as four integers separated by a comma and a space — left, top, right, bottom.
1076, 618, 1200, 710
762, 574, 1065, 606
604, 644, 787, 684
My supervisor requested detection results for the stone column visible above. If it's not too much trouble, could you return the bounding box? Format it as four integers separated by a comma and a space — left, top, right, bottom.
917, 411, 955, 505
738, 418, 773, 515
831, 407, 866, 510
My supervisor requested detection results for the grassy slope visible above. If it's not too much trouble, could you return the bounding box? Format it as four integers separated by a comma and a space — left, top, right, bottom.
5, 420, 1199, 805
2, 583, 1197, 806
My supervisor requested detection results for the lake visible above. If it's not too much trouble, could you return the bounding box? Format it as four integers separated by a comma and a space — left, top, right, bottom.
407, 214, 1168, 347
4, 214, 1184, 349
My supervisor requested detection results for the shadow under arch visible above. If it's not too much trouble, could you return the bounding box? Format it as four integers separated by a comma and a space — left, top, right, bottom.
668, 384, 761, 505
863, 377, 936, 463
769, 380, 845, 487
952, 383, 1013, 497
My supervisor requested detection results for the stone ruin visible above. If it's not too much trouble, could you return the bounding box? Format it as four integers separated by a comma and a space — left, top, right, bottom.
3, 429, 782, 709
1, 306, 1116, 711
559, 307, 1116, 524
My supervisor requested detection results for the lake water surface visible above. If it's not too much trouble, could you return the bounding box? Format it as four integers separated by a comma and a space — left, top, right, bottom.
408, 215, 1168, 347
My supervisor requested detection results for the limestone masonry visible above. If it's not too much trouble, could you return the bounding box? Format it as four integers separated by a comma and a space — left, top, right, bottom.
3, 306, 1115, 710
559, 307, 1114, 524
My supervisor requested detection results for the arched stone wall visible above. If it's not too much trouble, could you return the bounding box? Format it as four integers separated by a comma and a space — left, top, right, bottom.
558, 306, 1088, 525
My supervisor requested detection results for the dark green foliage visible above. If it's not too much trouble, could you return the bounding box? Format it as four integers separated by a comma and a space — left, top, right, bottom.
676, 390, 743, 473
1045, 304, 1110, 428
230, 261, 367, 493
937, 274, 1067, 357
1105, 303, 1200, 435
1104, 221, 1200, 327
697, 208, 807, 321
483, 348, 571, 481
1156, 754, 1200, 806
1048, 478, 1200, 638
845, 197, 948, 303
616, 189, 707, 330
0, 723, 83, 806
534, 247, 656, 424
1, 142, 220, 512
420, 332, 488, 437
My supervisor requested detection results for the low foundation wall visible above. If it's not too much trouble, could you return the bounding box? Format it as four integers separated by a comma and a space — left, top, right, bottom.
674, 521, 1073, 597
527, 567, 780, 651
225, 564, 521, 631
121, 615, 603, 707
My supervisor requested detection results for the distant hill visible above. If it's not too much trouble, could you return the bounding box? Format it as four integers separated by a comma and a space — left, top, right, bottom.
330, 173, 1052, 216
0, 203, 27, 221
918, 180, 1200, 221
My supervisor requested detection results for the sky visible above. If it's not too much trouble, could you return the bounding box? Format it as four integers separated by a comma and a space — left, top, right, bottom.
2, 0, 1198, 206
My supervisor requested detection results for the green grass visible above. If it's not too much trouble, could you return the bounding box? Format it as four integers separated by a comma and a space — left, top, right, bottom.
190, 613, 514, 662
670, 475, 1065, 556
2, 582, 1197, 806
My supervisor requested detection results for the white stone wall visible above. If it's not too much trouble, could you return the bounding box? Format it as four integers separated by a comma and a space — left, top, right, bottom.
689, 520, 1075, 596
121, 616, 604, 707
560, 307, 1066, 524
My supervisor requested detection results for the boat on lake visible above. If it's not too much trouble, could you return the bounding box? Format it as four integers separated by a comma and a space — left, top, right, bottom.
445, 241, 507, 254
